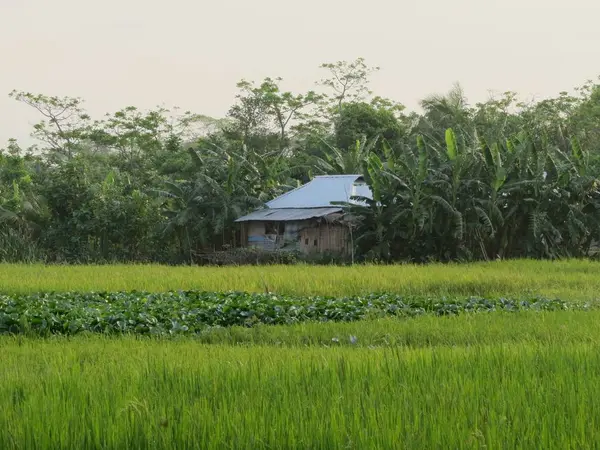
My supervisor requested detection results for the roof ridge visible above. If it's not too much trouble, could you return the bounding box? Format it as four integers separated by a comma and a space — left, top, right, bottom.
264, 206, 340, 209
235, 206, 343, 222
314, 174, 362, 178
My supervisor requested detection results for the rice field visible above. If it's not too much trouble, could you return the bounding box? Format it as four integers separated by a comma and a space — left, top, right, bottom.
2, 313, 600, 450
1, 258, 600, 300
3, 260, 600, 448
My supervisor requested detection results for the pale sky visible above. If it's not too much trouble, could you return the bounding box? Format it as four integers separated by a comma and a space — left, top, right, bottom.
2, 0, 600, 147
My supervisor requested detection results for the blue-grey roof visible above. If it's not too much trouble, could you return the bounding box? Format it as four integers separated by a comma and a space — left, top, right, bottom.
235, 207, 342, 222
266, 175, 372, 209
235, 175, 372, 223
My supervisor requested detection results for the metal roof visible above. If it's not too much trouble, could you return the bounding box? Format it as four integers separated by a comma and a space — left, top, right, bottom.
235, 207, 342, 222
266, 175, 372, 209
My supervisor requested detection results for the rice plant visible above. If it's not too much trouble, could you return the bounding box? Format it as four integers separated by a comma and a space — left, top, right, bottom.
2, 333, 600, 449
1, 259, 599, 300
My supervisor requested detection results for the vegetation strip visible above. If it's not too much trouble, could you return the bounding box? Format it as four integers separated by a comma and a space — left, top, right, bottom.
0, 290, 586, 336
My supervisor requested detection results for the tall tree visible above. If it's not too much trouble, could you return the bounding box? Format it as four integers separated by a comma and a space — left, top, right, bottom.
9, 91, 91, 159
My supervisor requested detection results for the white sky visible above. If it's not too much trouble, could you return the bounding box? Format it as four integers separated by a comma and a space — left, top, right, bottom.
2, 0, 600, 147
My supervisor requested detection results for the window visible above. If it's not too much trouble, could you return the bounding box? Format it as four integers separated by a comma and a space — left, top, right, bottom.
305, 238, 309, 245
265, 222, 285, 235
314, 239, 318, 247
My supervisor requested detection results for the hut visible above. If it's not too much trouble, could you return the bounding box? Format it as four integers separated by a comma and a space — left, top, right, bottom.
235, 175, 371, 255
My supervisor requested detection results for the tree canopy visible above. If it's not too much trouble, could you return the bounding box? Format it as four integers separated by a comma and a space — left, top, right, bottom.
2, 58, 600, 263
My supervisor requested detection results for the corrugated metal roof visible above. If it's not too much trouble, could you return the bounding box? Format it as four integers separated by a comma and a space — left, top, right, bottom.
266, 175, 372, 209
235, 207, 342, 222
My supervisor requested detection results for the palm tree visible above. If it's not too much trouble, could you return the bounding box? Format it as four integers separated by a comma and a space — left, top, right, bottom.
313, 136, 378, 175
419, 83, 473, 140
154, 179, 208, 263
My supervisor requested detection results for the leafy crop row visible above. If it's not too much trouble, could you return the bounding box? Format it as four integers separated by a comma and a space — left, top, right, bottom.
0, 291, 585, 336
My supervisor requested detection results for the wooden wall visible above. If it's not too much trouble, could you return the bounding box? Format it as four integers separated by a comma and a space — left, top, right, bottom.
299, 222, 349, 254
241, 218, 350, 255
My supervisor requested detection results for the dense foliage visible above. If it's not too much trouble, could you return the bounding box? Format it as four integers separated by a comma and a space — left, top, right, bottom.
0, 290, 578, 336
3, 58, 600, 263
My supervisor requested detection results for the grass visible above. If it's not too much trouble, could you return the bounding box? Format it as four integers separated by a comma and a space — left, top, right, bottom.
2, 312, 600, 449
192, 311, 600, 347
1, 259, 600, 300
3, 261, 600, 448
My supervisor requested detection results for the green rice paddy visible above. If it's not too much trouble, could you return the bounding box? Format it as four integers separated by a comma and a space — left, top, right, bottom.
2, 260, 600, 448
